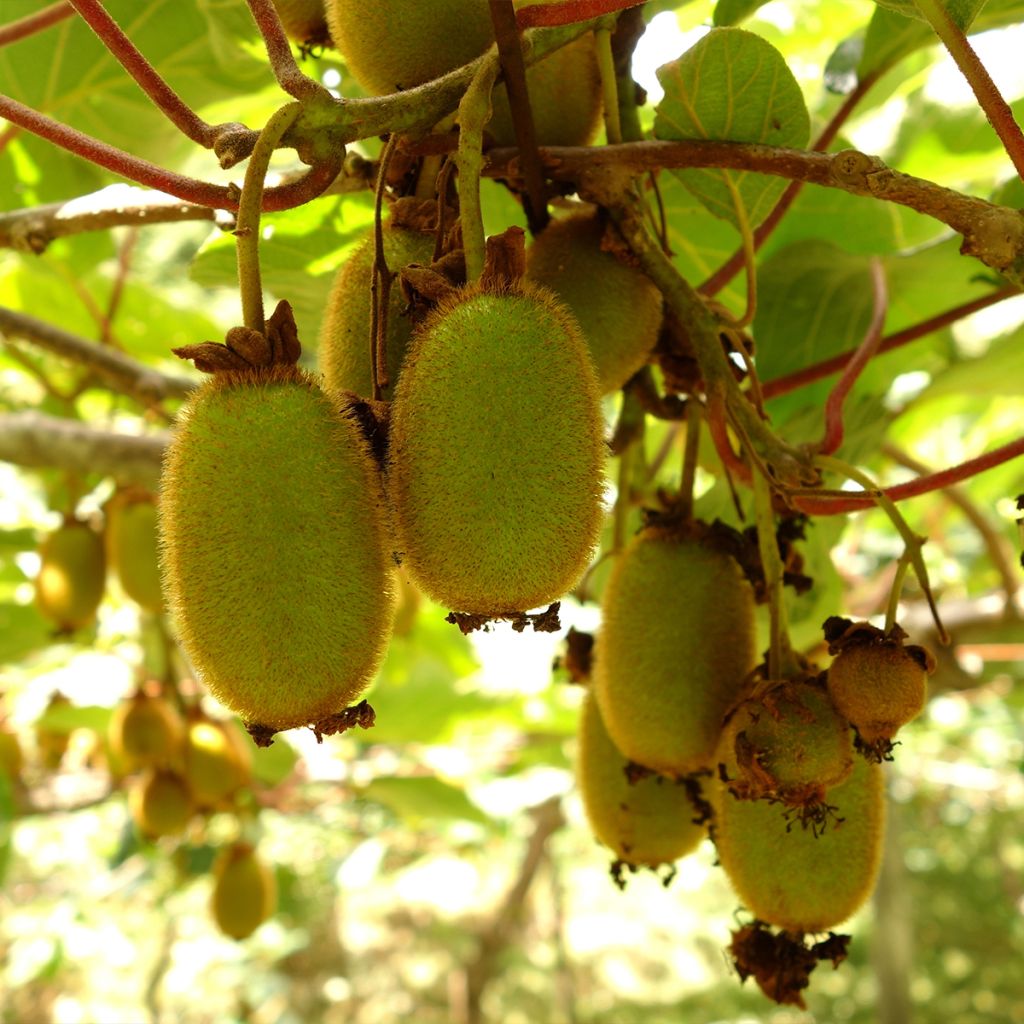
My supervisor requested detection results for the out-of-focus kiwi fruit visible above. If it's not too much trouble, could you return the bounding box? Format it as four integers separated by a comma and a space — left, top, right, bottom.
526, 210, 662, 393
35, 517, 106, 631
130, 769, 193, 838
0, 726, 24, 780
108, 692, 184, 771
182, 716, 252, 807
34, 692, 72, 770
106, 489, 165, 613
210, 842, 277, 940
159, 365, 395, 735
578, 690, 705, 874
387, 279, 605, 615
594, 527, 756, 778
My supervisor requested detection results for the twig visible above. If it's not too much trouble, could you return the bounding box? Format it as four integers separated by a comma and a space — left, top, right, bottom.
817, 257, 888, 455
370, 136, 401, 400
517, 0, 644, 26
245, 0, 331, 102
99, 228, 139, 348
0, 412, 166, 486
0, 306, 195, 404
0, 1, 73, 47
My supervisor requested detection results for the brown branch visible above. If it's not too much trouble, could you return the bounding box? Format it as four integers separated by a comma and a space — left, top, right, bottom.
517, 0, 645, 26
0, 1, 73, 47
0, 411, 167, 487
0, 306, 195, 404
245, 0, 329, 103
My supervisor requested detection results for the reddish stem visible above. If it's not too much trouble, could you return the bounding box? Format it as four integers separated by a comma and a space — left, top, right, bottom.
699, 71, 880, 298
0, 93, 338, 211
817, 258, 888, 455
707, 395, 752, 483
0, 1, 73, 47
762, 285, 1020, 400
67, 0, 223, 148
793, 436, 1024, 515
246, 0, 328, 102
517, 0, 645, 28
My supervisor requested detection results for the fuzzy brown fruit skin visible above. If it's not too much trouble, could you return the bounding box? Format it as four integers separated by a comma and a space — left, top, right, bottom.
526, 211, 663, 394
130, 769, 193, 838
711, 753, 885, 934
387, 280, 605, 615
159, 365, 395, 734
593, 527, 757, 778
106, 491, 164, 613
183, 717, 252, 807
271, 0, 330, 47
108, 693, 184, 771
211, 843, 277, 940
577, 690, 705, 871
318, 223, 437, 401
35, 519, 106, 631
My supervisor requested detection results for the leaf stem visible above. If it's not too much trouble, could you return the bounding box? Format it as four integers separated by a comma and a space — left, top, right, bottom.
370, 135, 401, 400
678, 400, 702, 520
595, 27, 622, 145
885, 552, 913, 633
235, 103, 302, 334
245, 0, 329, 102
722, 175, 757, 328
0, 1, 73, 48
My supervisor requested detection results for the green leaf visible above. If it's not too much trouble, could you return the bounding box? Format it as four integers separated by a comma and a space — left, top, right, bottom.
0, 602, 52, 665
713, 0, 773, 26
360, 776, 490, 826
653, 28, 810, 229
919, 329, 1024, 400
34, 703, 113, 736
246, 729, 299, 786
868, 0, 988, 29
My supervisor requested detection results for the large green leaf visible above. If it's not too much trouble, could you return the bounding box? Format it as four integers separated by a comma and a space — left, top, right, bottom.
653, 27, 810, 229
361, 776, 490, 826
713, 0, 774, 25
869, 0, 989, 28
918, 329, 1024, 399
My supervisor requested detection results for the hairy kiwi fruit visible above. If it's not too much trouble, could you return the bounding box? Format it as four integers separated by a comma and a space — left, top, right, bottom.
183, 716, 252, 807
318, 219, 437, 401
326, 0, 601, 145
35, 517, 106, 631
593, 527, 756, 778
271, 0, 330, 48
160, 365, 395, 734
718, 678, 854, 826
712, 753, 885, 934
578, 690, 705, 873
526, 211, 662, 394
211, 842, 277, 940
106, 489, 164, 613
108, 692, 184, 771
130, 769, 193, 838
388, 279, 605, 614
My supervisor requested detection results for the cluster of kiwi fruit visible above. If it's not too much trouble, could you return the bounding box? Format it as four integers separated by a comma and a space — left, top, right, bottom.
33, 487, 164, 634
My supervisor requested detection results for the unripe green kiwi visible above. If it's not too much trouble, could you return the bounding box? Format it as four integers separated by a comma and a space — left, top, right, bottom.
35, 518, 106, 631
106, 490, 165, 613
387, 280, 605, 614
318, 221, 437, 401
108, 692, 184, 771
160, 366, 395, 733
271, 0, 330, 47
593, 527, 757, 778
527, 211, 662, 394
718, 679, 854, 820
211, 842, 277, 940
130, 769, 193, 838
578, 690, 705, 870
183, 716, 252, 807
712, 753, 885, 934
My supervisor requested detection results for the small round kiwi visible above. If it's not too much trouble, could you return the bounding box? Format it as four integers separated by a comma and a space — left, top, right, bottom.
130, 769, 193, 838
578, 690, 705, 871
106, 489, 164, 613
593, 527, 757, 778
526, 210, 662, 394
387, 279, 605, 615
271, 0, 330, 48
712, 754, 885, 934
318, 220, 437, 401
160, 365, 395, 734
183, 716, 252, 807
35, 518, 106, 631
108, 692, 184, 771
210, 842, 277, 940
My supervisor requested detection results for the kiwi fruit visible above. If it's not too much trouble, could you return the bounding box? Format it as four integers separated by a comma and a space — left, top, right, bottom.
578, 690, 705, 874
718, 678, 854, 825
712, 753, 885, 934
526, 210, 663, 394
0, 727, 24, 780
593, 527, 757, 778
130, 769, 193, 838
35, 517, 106, 631
326, 0, 601, 146
106, 489, 164, 613
34, 692, 72, 771
210, 842, 277, 940
108, 692, 184, 771
387, 279, 605, 615
271, 0, 330, 48
318, 219, 437, 401
159, 365, 395, 734
183, 716, 252, 807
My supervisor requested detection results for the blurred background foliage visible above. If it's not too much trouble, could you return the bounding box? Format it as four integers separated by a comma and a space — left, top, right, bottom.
1, 0, 1023, 1021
